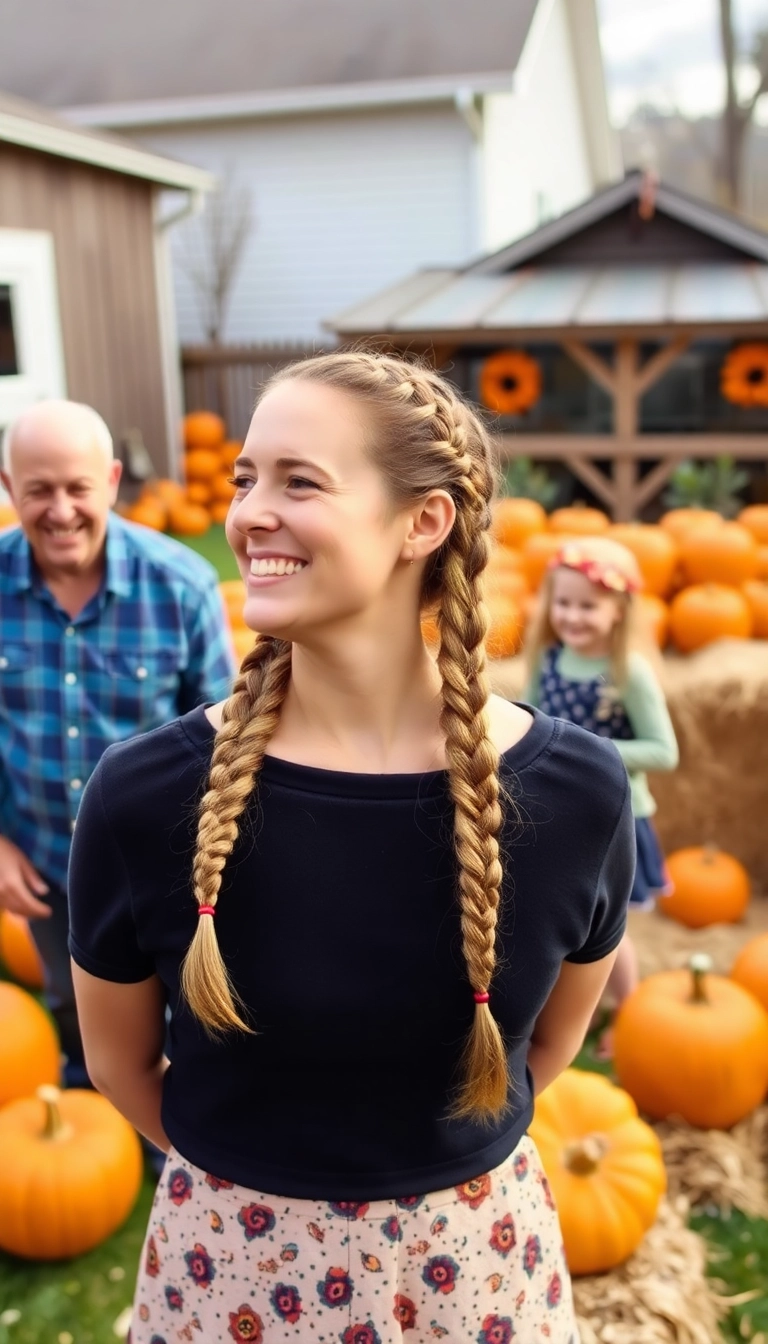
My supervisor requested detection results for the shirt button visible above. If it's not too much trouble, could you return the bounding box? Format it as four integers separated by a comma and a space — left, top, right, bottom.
68, 726, 80, 739
70, 778, 83, 791
0, 656, 7, 669
65, 626, 75, 637
64, 672, 77, 685
136, 666, 148, 680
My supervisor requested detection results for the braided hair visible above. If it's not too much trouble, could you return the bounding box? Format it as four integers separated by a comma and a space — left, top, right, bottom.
182, 351, 510, 1121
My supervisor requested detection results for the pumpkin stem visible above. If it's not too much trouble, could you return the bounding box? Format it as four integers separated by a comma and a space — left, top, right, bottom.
701, 844, 719, 864
563, 1135, 606, 1175
37, 1085, 73, 1142
689, 952, 713, 1003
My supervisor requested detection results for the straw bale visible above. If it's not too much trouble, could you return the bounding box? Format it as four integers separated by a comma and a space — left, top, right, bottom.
626, 900, 768, 979
654, 1109, 768, 1218
489, 640, 768, 883
573, 1197, 726, 1344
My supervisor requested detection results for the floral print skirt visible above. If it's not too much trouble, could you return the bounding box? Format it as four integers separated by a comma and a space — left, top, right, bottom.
129, 1135, 578, 1344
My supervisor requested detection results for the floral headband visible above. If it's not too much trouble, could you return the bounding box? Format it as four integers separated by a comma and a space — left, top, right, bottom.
550, 543, 640, 594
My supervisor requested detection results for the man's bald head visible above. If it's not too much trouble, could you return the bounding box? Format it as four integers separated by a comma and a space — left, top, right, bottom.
2, 400, 113, 472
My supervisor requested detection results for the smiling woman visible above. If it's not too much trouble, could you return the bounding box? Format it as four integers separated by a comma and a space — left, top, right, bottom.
68, 350, 635, 1344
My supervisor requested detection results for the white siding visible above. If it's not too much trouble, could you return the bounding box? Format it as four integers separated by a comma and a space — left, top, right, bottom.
134, 107, 476, 343
480, 0, 594, 252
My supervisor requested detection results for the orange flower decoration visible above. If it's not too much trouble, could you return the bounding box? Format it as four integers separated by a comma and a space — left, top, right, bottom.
720, 343, 768, 408
455, 1174, 492, 1209
479, 350, 542, 416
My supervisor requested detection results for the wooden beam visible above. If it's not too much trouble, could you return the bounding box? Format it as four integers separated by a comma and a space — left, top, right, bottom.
562, 339, 617, 396
497, 434, 768, 459
635, 337, 691, 397
613, 340, 639, 520
563, 455, 617, 509
496, 435, 619, 459
633, 458, 683, 512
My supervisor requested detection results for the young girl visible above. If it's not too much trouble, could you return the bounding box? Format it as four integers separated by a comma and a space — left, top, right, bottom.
68, 353, 634, 1344
524, 536, 679, 1056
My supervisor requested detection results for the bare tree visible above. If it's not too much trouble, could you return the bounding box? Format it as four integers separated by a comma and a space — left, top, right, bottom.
180, 176, 254, 344
718, 0, 768, 209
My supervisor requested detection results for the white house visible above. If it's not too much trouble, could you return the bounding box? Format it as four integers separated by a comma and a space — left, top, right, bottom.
3, 0, 621, 345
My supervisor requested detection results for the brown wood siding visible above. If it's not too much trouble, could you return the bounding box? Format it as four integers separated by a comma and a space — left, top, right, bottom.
0, 143, 169, 472
535, 203, 750, 267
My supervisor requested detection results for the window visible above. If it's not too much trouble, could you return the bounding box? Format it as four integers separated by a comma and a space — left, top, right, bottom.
0, 286, 19, 377
0, 229, 66, 427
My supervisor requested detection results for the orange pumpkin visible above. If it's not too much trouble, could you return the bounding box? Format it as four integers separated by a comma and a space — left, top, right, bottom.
679, 521, 759, 586
491, 498, 546, 550
485, 597, 524, 660
606, 524, 678, 598
185, 481, 212, 506
219, 579, 248, 630
668, 583, 752, 652
738, 505, 768, 545
742, 579, 768, 638
637, 593, 669, 648
528, 1069, 666, 1276
144, 478, 185, 507
730, 934, 768, 1015
0, 982, 60, 1107
231, 627, 257, 663
614, 953, 768, 1129
0, 1085, 143, 1260
211, 471, 237, 503
756, 545, 768, 580
0, 502, 20, 528
166, 500, 210, 536
521, 532, 577, 590
659, 845, 750, 929
124, 497, 167, 531
0, 911, 44, 988
185, 448, 221, 482
210, 501, 232, 524
220, 440, 244, 468
483, 567, 529, 606
548, 505, 609, 536
659, 508, 723, 542
183, 410, 226, 450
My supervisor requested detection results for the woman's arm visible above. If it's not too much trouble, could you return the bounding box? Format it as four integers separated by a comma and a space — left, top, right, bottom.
614, 653, 679, 774
527, 949, 620, 1096
71, 964, 170, 1151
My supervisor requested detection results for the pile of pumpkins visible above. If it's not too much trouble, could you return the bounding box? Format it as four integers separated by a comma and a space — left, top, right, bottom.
0, 913, 143, 1261
484, 497, 768, 656
123, 411, 242, 537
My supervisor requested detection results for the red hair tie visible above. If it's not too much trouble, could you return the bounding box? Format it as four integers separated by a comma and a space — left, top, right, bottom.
474, 991, 490, 1004
198, 905, 216, 917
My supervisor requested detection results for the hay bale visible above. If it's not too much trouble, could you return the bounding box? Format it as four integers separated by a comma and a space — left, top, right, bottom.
489, 640, 768, 884
626, 901, 768, 979
655, 1108, 768, 1219
573, 1197, 726, 1344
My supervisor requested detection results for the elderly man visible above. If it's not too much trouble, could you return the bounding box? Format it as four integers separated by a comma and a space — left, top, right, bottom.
0, 399, 235, 1085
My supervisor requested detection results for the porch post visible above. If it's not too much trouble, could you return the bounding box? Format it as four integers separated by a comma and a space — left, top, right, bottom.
613, 339, 640, 521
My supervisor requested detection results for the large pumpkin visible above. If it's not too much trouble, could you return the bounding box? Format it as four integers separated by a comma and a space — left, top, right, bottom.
184, 448, 221, 483
756, 545, 768, 580
0, 911, 44, 988
731, 934, 768, 1014
668, 583, 752, 652
0, 1086, 143, 1260
0, 982, 60, 1107
521, 531, 577, 590
606, 524, 678, 598
485, 596, 524, 659
659, 507, 723, 542
659, 845, 750, 929
220, 439, 244, 468
679, 522, 759, 586
614, 953, 768, 1129
124, 497, 167, 532
491, 498, 546, 550
548, 505, 609, 536
528, 1069, 666, 1276
183, 410, 226, 450
637, 593, 669, 648
742, 579, 768, 638
738, 505, 768, 545
219, 579, 248, 630
167, 500, 211, 537
0, 502, 19, 528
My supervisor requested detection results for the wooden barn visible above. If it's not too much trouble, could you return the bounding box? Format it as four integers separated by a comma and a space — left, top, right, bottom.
0, 91, 213, 474
328, 170, 768, 520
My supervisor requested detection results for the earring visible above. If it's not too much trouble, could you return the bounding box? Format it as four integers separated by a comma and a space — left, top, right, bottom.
405, 548, 414, 565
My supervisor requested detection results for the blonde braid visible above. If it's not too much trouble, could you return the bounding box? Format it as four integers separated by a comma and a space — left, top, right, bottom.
181, 634, 292, 1031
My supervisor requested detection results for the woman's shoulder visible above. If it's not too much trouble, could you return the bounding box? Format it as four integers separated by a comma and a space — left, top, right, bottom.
94, 706, 213, 807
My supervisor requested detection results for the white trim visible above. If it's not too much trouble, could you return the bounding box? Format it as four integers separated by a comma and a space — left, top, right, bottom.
562, 0, 622, 185
62, 72, 516, 131
0, 108, 215, 191
0, 229, 67, 428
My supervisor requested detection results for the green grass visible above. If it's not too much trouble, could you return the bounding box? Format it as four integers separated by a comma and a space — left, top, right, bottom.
167, 524, 241, 580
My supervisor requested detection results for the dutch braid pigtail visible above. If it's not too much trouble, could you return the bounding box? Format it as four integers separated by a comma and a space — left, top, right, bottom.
181, 634, 292, 1032
434, 416, 508, 1122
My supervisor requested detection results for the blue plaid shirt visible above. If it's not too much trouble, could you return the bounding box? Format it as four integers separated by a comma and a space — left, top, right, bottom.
0, 514, 236, 889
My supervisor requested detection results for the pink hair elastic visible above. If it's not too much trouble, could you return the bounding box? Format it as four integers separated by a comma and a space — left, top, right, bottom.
198, 905, 216, 917
474, 991, 490, 1004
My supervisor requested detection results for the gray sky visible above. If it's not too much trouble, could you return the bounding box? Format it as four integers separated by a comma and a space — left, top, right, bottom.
597, 0, 768, 124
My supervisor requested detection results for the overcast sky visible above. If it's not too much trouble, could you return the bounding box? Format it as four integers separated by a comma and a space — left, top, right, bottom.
597, 0, 768, 124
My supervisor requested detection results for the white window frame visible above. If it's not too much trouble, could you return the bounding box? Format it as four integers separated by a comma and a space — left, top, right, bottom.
0, 228, 67, 430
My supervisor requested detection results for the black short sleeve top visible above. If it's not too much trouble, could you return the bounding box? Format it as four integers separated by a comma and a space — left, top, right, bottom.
68, 705, 633, 1200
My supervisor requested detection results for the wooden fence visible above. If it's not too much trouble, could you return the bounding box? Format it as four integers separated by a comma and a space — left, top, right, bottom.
181, 343, 329, 440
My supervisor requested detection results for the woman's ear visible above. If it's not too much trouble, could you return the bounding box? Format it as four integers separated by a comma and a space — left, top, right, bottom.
403, 490, 456, 562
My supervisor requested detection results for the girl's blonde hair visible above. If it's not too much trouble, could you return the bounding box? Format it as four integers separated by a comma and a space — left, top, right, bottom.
525, 536, 644, 689
181, 350, 510, 1122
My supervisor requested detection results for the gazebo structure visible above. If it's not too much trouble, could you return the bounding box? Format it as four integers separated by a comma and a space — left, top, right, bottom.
327, 171, 768, 519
